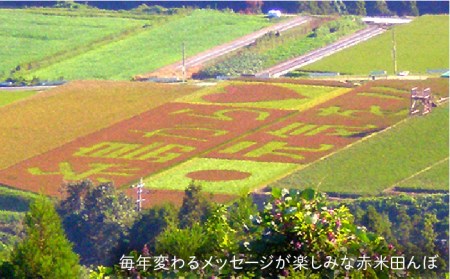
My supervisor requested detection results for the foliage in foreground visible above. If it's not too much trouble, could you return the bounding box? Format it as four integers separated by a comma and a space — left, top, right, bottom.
58, 180, 137, 266
1, 195, 80, 278
99, 188, 405, 278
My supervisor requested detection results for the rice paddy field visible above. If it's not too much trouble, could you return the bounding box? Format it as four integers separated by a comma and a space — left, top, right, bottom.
22, 9, 271, 80
0, 9, 149, 76
0, 81, 198, 170
2, 78, 446, 198
271, 102, 449, 196
301, 15, 449, 75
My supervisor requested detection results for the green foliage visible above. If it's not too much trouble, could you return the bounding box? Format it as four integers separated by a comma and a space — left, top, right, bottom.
373, 0, 394, 16
156, 222, 209, 260
303, 15, 449, 74
246, 188, 393, 277
0, 186, 37, 212
156, 205, 236, 264
344, 194, 449, 276
58, 180, 137, 266
199, 16, 364, 78
197, 52, 265, 77
121, 203, 177, 253
9, 195, 80, 278
271, 104, 449, 195
178, 182, 214, 228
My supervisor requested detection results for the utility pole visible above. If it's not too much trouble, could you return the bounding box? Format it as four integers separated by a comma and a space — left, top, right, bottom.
392, 28, 397, 75
182, 42, 186, 82
133, 178, 145, 212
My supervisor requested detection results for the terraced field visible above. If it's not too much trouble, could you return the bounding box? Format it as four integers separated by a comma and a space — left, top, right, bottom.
302, 15, 449, 75
2, 78, 445, 199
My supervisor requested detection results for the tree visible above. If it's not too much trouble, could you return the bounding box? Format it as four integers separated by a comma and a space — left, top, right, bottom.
373, 0, 394, 16
362, 205, 396, 245
58, 180, 137, 266
354, 0, 367, 15
123, 203, 177, 253
245, 0, 263, 14
297, 1, 321, 14
177, 182, 213, 229
318, 1, 335, 15
402, 1, 419, 16
10, 195, 80, 278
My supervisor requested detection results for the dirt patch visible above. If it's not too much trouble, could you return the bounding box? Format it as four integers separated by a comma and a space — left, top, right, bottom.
186, 169, 251, 181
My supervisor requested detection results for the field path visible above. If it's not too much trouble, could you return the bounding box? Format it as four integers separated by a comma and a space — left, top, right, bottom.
383, 157, 449, 192
255, 25, 387, 78
135, 16, 311, 80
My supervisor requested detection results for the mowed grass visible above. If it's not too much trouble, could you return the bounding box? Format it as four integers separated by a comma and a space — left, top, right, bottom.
144, 158, 298, 194
302, 15, 449, 75
0, 80, 198, 170
0, 9, 147, 75
178, 81, 351, 110
396, 158, 448, 191
0, 90, 38, 107
28, 10, 271, 80
270, 104, 449, 196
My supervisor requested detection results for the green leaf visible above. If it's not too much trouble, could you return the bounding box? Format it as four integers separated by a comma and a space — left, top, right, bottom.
300, 188, 316, 201
272, 187, 282, 199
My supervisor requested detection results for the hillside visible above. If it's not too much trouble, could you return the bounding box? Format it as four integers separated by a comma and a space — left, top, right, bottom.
24, 9, 271, 81
0, 9, 149, 78
0, 81, 198, 170
301, 15, 449, 75
270, 98, 449, 196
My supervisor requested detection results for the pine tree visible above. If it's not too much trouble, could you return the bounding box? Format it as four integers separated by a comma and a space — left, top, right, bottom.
10, 195, 80, 279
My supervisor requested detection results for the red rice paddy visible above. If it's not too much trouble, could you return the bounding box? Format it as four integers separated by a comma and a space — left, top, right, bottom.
203, 84, 303, 103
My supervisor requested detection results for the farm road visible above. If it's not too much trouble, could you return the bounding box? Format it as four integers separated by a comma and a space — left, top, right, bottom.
255, 25, 387, 78
136, 16, 311, 80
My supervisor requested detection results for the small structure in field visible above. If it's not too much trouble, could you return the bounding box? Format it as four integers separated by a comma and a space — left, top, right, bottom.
267, 10, 282, 18
410, 87, 433, 116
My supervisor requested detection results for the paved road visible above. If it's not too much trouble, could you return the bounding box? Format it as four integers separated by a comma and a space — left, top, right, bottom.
135, 16, 311, 80
255, 26, 387, 78
0, 85, 57, 91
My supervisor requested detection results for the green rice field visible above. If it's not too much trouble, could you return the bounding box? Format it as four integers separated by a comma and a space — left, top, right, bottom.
302, 15, 449, 75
